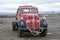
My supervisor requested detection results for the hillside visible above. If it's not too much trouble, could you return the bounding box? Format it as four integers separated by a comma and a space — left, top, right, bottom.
0, 14, 60, 18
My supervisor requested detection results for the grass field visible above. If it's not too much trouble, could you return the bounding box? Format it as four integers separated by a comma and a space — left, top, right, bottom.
0, 14, 60, 18
0, 17, 60, 40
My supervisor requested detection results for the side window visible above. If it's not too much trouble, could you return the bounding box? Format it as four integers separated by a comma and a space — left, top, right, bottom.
16, 9, 20, 20
17, 9, 18, 14
17, 9, 20, 14
18, 9, 20, 14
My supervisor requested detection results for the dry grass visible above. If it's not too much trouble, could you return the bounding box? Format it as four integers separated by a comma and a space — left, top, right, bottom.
0, 14, 60, 18
0, 14, 16, 18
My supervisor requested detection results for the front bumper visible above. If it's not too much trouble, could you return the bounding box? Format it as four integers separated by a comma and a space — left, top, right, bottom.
18, 27, 47, 32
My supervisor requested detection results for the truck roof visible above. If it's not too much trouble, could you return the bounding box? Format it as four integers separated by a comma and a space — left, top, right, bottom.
18, 5, 38, 9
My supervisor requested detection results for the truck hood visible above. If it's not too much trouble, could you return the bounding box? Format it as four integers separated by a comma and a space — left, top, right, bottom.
19, 13, 40, 29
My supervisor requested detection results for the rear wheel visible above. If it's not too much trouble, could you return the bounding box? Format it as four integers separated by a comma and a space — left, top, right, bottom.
12, 21, 17, 31
40, 19, 48, 37
40, 29, 47, 37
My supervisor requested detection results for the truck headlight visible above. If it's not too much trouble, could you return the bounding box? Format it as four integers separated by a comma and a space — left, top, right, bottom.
20, 17, 24, 20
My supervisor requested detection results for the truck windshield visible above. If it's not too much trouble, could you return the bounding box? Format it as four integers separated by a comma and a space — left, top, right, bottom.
22, 8, 38, 13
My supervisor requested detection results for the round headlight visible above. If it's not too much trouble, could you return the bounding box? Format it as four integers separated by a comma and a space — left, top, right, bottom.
20, 17, 24, 20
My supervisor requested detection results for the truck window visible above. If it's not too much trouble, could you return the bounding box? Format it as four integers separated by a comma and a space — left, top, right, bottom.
22, 8, 38, 13
23, 9, 29, 13
30, 9, 38, 13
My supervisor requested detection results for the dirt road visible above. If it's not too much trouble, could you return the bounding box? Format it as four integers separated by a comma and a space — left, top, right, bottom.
0, 17, 60, 40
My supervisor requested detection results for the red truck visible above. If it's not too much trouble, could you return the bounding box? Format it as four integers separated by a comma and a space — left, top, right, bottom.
12, 6, 48, 37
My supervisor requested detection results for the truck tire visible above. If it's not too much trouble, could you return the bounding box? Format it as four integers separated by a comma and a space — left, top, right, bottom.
18, 30, 23, 37
12, 21, 17, 31
40, 30, 47, 37
17, 20, 26, 37
40, 19, 48, 37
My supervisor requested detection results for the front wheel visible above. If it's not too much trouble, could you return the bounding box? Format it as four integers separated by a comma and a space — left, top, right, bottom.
40, 29, 47, 37
18, 30, 23, 37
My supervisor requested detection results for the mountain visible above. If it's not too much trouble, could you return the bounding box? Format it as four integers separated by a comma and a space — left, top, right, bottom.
0, 12, 16, 15
40, 11, 60, 14
0, 11, 60, 15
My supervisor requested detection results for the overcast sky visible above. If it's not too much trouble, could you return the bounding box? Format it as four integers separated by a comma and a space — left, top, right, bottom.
0, 0, 60, 12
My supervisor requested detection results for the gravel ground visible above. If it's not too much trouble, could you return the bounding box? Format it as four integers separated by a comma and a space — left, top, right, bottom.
0, 17, 60, 40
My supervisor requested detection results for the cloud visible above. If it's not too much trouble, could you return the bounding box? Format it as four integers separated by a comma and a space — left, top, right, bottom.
0, 0, 60, 13
19, 0, 60, 4
40, 2, 60, 11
